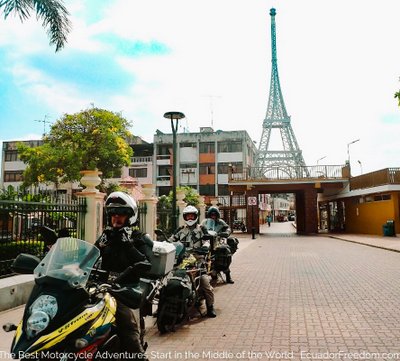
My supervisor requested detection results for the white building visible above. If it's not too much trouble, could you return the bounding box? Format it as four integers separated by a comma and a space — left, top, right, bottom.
153, 127, 257, 200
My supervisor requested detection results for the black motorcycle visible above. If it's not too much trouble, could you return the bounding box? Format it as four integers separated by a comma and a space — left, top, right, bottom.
232, 219, 247, 233
156, 246, 211, 334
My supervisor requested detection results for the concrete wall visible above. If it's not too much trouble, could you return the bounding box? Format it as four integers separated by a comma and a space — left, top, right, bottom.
0, 275, 34, 312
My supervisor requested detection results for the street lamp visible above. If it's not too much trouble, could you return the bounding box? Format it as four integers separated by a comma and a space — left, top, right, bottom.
316, 156, 326, 165
357, 160, 363, 175
164, 111, 185, 231
347, 138, 360, 176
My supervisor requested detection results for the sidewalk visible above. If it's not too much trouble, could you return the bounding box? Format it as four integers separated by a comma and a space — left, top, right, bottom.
324, 232, 400, 253
266, 220, 400, 253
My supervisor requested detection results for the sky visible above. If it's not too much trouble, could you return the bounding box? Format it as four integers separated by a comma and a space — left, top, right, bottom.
0, 0, 399, 176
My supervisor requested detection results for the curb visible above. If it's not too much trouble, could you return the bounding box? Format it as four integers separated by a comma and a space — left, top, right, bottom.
327, 235, 400, 254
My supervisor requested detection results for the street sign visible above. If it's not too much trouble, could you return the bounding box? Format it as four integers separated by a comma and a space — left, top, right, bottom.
247, 196, 257, 206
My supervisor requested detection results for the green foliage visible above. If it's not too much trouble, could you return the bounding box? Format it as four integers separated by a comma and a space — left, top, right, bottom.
395, 90, 400, 107
179, 186, 200, 206
18, 107, 133, 186
99, 182, 128, 196
163, 186, 200, 207
0, 240, 44, 259
156, 187, 200, 236
0, 185, 19, 200
0, 0, 71, 52
158, 186, 200, 211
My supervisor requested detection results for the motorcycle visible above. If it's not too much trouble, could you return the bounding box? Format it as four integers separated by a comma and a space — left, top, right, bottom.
154, 229, 212, 334
3, 237, 151, 360
139, 229, 179, 320
203, 219, 239, 284
156, 249, 211, 333
232, 220, 247, 233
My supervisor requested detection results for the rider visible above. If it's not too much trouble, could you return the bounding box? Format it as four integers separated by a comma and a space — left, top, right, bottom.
201, 206, 235, 284
168, 205, 217, 318
95, 191, 152, 359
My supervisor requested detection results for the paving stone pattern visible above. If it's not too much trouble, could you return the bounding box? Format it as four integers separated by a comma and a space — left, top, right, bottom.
145, 235, 400, 361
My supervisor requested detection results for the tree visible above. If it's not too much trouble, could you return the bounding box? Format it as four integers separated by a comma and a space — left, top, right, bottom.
18, 107, 133, 187
0, 0, 71, 52
395, 90, 400, 107
163, 186, 200, 207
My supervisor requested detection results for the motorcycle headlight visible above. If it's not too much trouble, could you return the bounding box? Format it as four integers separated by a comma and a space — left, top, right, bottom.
26, 295, 58, 339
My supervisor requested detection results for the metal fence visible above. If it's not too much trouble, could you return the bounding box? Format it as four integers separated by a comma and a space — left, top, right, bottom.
231, 165, 346, 181
0, 195, 86, 278
156, 203, 180, 238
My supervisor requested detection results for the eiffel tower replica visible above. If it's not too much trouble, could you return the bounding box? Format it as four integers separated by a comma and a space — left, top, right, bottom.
256, 8, 307, 178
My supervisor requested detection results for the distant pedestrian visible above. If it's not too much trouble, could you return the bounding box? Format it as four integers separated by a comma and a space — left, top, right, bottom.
267, 215, 272, 227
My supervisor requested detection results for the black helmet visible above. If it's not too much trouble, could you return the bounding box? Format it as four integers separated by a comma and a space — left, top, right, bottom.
206, 206, 220, 219
105, 191, 138, 227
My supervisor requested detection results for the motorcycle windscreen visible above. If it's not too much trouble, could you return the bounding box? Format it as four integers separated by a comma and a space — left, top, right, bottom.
34, 237, 100, 288
205, 218, 216, 231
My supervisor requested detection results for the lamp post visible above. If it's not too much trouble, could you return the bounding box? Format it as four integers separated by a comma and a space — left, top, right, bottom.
316, 156, 326, 165
164, 111, 185, 231
347, 139, 360, 176
357, 160, 363, 175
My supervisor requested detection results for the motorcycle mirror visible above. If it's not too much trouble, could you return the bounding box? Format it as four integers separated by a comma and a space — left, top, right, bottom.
11, 253, 41, 274
39, 226, 58, 246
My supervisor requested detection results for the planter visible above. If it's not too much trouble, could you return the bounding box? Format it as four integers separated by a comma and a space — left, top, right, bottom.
80, 170, 102, 192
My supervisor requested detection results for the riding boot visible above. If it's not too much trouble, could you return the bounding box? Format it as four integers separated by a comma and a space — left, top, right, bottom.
206, 304, 217, 318
225, 272, 234, 284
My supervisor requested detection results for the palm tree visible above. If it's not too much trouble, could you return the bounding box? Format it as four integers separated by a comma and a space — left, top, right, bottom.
395, 90, 400, 107
0, 0, 71, 52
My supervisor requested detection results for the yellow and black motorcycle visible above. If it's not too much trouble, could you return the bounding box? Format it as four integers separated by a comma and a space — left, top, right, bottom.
3, 237, 150, 360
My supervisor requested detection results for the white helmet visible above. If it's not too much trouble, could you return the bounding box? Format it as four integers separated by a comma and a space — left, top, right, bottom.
182, 205, 199, 226
105, 191, 138, 227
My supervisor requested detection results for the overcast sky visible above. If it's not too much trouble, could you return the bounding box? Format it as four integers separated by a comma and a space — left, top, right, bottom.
1, 0, 399, 176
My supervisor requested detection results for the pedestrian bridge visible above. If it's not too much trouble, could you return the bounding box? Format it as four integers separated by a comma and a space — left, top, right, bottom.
229, 164, 348, 183
226, 164, 349, 235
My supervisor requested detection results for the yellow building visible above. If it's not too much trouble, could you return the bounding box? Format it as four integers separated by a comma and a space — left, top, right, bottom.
318, 168, 400, 236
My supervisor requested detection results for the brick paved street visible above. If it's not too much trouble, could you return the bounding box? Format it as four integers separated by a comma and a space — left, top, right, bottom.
1, 224, 400, 360
146, 226, 400, 360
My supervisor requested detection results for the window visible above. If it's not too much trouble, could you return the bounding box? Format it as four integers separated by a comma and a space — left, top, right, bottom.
218, 184, 229, 196
5, 150, 18, 162
158, 165, 171, 176
129, 168, 148, 178
217, 141, 242, 153
157, 144, 171, 156
4, 171, 23, 182
374, 194, 391, 201
199, 142, 215, 153
180, 142, 196, 148
158, 186, 171, 197
199, 163, 215, 175
199, 184, 215, 196
180, 163, 196, 169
